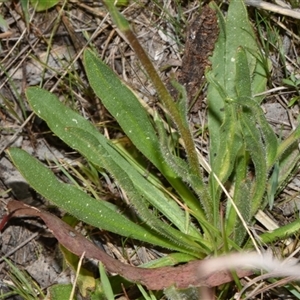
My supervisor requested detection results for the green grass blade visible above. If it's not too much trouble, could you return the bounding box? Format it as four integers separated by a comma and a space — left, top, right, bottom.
267, 161, 279, 209
260, 218, 300, 244
102, 0, 129, 32
99, 262, 114, 300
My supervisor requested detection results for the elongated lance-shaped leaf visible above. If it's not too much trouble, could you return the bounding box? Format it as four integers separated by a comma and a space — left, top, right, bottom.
7, 148, 190, 252
223, 1, 257, 97
224, 96, 278, 216
84, 49, 162, 172
210, 104, 243, 228
155, 119, 225, 245
208, 0, 259, 151
154, 113, 214, 224
236, 97, 278, 170
239, 111, 267, 216
225, 145, 251, 245
28, 89, 205, 246
207, 1, 269, 193
235, 47, 252, 98
102, 1, 202, 181
25, 87, 209, 255
231, 181, 251, 245
207, 3, 226, 151
25, 87, 190, 235
210, 103, 242, 185
113, 139, 203, 240
64, 127, 209, 254
84, 49, 208, 221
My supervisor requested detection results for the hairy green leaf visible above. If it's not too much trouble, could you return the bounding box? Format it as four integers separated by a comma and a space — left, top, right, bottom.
84, 50, 207, 227
64, 127, 208, 254
239, 112, 267, 215
225, 147, 251, 245
25, 87, 208, 255
7, 148, 152, 243
235, 47, 252, 98
84, 49, 163, 172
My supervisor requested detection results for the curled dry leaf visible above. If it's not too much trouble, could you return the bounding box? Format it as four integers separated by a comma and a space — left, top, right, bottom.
7, 201, 300, 290
2, 200, 254, 290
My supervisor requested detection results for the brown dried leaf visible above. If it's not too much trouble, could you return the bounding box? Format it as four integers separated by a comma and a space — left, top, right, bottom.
3, 200, 252, 290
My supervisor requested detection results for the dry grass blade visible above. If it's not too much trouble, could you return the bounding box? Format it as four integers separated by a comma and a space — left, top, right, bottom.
245, 0, 300, 19
69, 251, 85, 300
242, 275, 298, 299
